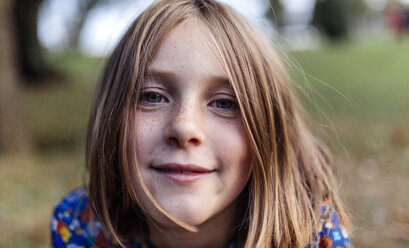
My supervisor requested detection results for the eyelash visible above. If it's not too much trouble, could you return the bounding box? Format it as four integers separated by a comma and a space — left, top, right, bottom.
139, 91, 168, 104
138, 91, 238, 112
209, 98, 238, 111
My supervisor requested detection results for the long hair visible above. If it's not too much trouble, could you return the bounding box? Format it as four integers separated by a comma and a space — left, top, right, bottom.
86, 0, 350, 247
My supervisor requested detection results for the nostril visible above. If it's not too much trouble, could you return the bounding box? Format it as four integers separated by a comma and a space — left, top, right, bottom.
166, 137, 179, 146
163, 115, 204, 148
189, 137, 200, 145
165, 136, 202, 148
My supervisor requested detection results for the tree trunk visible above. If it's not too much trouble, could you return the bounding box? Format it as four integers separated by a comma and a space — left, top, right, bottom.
265, 0, 284, 29
312, 0, 349, 39
14, 0, 51, 83
68, 0, 100, 49
0, 0, 31, 154
312, 0, 366, 39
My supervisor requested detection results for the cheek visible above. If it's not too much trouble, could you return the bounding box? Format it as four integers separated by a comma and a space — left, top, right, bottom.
215, 119, 252, 182
222, 119, 250, 159
134, 114, 162, 158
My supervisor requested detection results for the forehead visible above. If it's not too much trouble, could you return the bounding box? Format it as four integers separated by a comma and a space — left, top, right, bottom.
148, 18, 226, 79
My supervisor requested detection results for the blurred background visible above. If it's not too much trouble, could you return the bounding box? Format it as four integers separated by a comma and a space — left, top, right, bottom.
0, 0, 408, 247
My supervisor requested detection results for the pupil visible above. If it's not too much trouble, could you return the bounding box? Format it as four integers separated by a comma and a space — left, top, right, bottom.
147, 93, 162, 102
217, 99, 233, 109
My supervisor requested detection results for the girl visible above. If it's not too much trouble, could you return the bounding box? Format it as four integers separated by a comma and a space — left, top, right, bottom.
51, 0, 352, 247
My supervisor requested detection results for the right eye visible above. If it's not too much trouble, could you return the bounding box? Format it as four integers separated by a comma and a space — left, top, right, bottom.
139, 92, 167, 103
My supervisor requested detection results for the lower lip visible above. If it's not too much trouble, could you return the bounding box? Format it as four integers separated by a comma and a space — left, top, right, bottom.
153, 169, 214, 183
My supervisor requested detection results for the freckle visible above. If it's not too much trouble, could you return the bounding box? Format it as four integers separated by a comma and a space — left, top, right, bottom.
148, 120, 155, 132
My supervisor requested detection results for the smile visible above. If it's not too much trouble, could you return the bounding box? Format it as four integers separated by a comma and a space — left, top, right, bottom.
155, 168, 198, 174
151, 163, 215, 183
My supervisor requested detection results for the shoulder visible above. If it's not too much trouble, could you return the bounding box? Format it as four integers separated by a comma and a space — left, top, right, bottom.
308, 201, 353, 248
50, 187, 113, 247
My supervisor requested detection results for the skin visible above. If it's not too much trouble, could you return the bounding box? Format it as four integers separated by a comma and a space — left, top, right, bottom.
133, 19, 252, 248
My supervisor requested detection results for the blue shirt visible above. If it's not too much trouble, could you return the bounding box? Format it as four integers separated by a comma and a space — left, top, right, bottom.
51, 187, 353, 248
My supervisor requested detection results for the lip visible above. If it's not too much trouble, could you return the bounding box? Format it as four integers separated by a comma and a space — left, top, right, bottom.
151, 163, 215, 183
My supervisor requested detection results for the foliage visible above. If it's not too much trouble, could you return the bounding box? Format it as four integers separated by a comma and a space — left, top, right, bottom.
312, 0, 367, 39
264, 0, 284, 28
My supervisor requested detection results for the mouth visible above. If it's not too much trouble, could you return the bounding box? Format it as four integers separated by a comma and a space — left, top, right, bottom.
153, 168, 201, 174
151, 163, 214, 183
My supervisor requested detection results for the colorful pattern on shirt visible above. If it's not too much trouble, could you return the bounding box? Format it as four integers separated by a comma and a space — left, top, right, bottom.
50, 187, 353, 248
309, 199, 353, 248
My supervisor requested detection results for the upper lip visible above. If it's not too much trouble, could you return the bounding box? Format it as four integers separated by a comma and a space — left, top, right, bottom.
151, 163, 214, 172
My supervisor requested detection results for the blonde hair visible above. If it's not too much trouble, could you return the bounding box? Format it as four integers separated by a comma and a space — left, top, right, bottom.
86, 0, 350, 247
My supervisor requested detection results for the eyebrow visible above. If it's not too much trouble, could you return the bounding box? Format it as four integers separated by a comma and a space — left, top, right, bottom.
145, 69, 231, 87
145, 69, 177, 84
208, 75, 231, 88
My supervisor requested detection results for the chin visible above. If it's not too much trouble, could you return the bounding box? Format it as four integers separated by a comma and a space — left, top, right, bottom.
164, 206, 210, 227
149, 212, 208, 230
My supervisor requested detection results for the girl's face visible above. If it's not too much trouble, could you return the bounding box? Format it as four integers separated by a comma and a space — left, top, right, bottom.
133, 19, 252, 228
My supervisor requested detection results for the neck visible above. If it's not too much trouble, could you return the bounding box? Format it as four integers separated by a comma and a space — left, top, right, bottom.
147, 201, 238, 248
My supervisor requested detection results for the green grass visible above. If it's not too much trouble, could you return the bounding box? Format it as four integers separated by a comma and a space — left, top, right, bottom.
0, 152, 85, 247
1, 40, 409, 247
291, 39, 409, 248
291, 40, 409, 158
24, 53, 104, 151
292, 41, 409, 121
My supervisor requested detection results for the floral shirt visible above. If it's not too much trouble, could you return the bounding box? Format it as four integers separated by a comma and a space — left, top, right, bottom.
51, 187, 353, 248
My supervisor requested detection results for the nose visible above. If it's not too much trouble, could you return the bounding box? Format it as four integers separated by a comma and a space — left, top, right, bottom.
164, 101, 204, 148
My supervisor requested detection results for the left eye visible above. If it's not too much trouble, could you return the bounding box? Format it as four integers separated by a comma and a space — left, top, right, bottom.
139, 92, 166, 103
211, 99, 238, 110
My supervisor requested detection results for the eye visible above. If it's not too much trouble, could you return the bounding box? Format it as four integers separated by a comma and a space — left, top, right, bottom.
139, 92, 167, 103
210, 98, 238, 111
